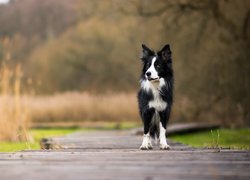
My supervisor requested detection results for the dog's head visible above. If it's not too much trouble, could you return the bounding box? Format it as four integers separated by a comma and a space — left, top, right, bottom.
140, 44, 172, 81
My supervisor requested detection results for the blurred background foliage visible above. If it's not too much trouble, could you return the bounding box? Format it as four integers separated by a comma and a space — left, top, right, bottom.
0, 0, 249, 128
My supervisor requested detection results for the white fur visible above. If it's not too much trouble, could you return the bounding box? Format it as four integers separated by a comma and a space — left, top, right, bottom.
140, 79, 151, 91
159, 122, 170, 150
149, 78, 167, 111
141, 78, 167, 112
146, 57, 158, 80
140, 133, 153, 150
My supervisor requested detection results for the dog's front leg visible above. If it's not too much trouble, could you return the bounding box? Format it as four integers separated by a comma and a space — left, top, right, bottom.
140, 133, 152, 150
140, 108, 154, 150
159, 122, 170, 150
159, 111, 171, 150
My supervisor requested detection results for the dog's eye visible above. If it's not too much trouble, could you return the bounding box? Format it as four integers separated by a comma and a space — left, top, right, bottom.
156, 64, 161, 68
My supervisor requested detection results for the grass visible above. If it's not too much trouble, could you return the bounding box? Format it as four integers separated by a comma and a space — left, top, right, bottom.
0, 122, 140, 152
170, 128, 250, 150
23, 92, 139, 123
1, 125, 249, 152
0, 60, 31, 142
0, 128, 79, 152
0, 42, 32, 142
90, 121, 140, 130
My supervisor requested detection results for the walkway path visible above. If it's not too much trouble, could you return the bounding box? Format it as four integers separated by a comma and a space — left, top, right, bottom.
0, 130, 249, 180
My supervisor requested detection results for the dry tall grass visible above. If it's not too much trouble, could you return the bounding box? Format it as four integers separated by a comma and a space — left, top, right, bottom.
0, 37, 31, 142
25, 92, 140, 123
0, 63, 31, 142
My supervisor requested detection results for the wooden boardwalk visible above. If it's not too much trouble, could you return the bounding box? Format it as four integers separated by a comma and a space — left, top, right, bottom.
0, 130, 249, 180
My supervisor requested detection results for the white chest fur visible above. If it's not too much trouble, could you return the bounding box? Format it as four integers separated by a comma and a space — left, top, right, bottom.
141, 78, 167, 111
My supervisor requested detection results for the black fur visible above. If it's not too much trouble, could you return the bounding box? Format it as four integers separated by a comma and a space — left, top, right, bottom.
138, 44, 173, 137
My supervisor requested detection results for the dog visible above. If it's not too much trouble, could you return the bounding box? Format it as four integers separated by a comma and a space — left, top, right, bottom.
138, 44, 173, 150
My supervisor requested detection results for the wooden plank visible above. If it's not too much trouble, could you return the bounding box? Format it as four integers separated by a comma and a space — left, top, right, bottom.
0, 129, 249, 180
131, 122, 220, 136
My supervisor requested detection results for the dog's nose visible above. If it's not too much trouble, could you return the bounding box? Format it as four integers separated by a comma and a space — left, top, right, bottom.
146, 72, 151, 77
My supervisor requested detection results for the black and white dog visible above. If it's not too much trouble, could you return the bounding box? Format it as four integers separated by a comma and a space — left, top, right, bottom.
138, 44, 173, 150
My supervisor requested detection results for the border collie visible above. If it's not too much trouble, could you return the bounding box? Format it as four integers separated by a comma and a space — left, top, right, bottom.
138, 44, 173, 150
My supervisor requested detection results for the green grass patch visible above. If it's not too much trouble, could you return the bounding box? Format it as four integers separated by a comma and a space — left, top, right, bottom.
31, 128, 81, 141
170, 128, 250, 150
96, 122, 140, 130
0, 128, 79, 152
0, 122, 140, 152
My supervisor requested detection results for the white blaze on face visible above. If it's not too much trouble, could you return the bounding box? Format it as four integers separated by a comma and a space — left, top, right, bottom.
146, 57, 159, 80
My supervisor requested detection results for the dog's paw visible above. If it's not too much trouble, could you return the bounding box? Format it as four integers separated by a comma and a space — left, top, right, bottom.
140, 143, 153, 150
160, 144, 171, 150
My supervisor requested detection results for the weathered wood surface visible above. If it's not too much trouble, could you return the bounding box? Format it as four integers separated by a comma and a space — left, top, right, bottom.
0, 130, 250, 180
131, 122, 220, 136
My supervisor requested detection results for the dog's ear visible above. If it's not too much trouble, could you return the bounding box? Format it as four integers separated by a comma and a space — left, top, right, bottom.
158, 44, 171, 61
141, 44, 154, 61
